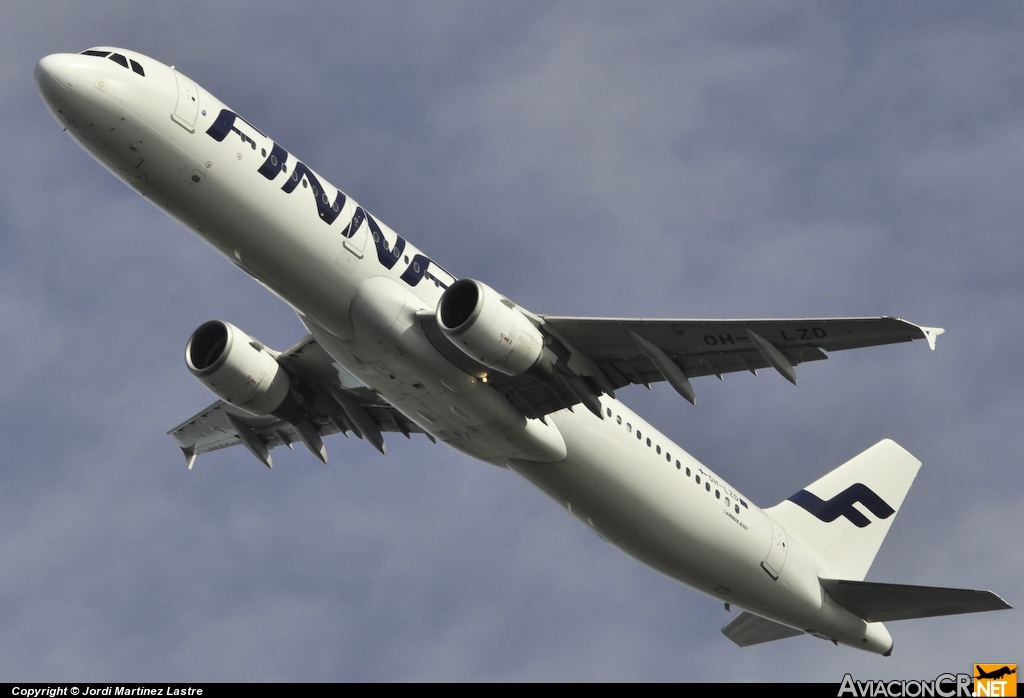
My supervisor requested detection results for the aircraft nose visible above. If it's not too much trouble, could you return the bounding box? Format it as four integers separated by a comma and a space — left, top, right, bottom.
35, 53, 77, 102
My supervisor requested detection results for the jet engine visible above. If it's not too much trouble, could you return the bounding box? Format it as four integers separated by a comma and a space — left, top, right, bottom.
185, 320, 291, 416
436, 279, 550, 377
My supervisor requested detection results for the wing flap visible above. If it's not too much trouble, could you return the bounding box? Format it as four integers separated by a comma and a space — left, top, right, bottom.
820, 579, 1012, 622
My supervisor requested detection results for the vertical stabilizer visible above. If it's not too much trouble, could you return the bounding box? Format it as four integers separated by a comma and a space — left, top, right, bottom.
765, 439, 920, 580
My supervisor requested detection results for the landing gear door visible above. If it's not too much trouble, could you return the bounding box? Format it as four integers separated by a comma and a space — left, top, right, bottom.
761, 515, 789, 580
171, 70, 200, 133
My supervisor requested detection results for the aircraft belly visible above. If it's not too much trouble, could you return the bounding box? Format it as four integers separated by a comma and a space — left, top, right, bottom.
305, 298, 568, 464
508, 405, 776, 601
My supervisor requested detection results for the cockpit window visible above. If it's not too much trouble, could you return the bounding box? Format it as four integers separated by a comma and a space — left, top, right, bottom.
79, 48, 142, 77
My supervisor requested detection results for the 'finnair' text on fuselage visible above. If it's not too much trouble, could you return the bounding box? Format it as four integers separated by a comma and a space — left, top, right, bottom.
206, 108, 453, 291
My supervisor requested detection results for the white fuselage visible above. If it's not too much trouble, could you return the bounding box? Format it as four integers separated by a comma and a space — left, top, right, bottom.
36, 49, 892, 654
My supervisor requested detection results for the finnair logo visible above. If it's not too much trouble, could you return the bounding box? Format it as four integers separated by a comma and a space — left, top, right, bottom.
788, 484, 895, 528
205, 109, 453, 291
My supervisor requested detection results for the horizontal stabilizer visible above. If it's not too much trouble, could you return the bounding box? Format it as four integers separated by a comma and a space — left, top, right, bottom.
721, 611, 803, 647
820, 578, 1012, 622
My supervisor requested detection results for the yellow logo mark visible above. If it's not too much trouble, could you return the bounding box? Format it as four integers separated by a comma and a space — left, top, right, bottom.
974, 664, 1017, 697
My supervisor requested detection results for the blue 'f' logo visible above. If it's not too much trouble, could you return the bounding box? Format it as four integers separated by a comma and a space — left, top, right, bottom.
788, 484, 895, 528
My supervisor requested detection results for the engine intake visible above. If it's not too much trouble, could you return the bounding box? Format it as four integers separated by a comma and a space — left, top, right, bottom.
437, 279, 548, 377
185, 320, 291, 416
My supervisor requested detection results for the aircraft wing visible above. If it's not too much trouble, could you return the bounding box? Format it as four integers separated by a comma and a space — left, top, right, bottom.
419, 312, 942, 417
538, 316, 942, 405
169, 335, 429, 469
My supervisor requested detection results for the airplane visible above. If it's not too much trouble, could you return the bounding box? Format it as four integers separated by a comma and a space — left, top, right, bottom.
975, 666, 1017, 681
35, 47, 1010, 656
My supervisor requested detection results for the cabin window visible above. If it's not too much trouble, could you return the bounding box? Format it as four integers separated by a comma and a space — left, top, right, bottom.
271, 155, 278, 166
695, 475, 700, 484
606, 408, 612, 417
685, 467, 691, 476
302, 179, 308, 188
675, 460, 681, 470
413, 262, 421, 273
616, 416, 621, 425
646, 438, 651, 447
332, 201, 340, 212
282, 164, 288, 173
706, 483, 711, 492
261, 148, 267, 157
666, 452, 670, 462
636, 430, 641, 440
626, 423, 631, 433
655, 445, 661, 454
313, 186, 319, 196
734, 505, 740, 514
715, 490, 720, 499
109, 53, 129, 69
724, 497, 730, 507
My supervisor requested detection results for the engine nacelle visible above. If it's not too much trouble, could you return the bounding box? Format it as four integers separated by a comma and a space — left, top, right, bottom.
436, 279, 547, 376
185, 320, 290, 416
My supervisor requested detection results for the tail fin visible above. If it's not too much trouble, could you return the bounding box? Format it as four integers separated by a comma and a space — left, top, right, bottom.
765, 439, 920, 580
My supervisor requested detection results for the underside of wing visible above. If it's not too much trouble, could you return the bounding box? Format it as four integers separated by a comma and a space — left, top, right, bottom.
543, 315, 941, 386
168, 334, 429, 469
419, 310, 942, 419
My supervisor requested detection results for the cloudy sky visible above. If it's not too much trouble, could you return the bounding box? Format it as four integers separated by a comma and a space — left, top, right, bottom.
2, 1, 1021, 682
